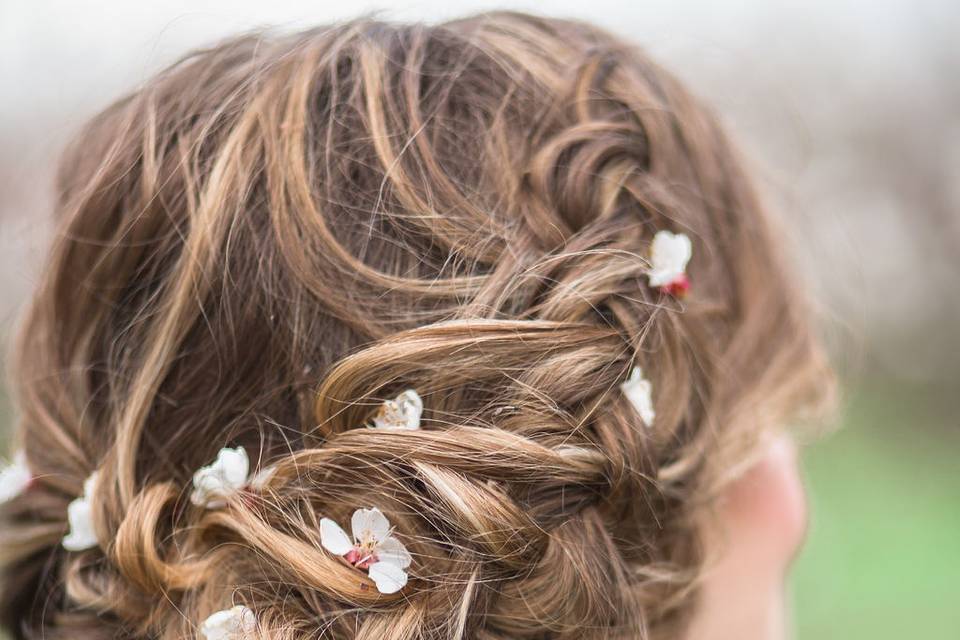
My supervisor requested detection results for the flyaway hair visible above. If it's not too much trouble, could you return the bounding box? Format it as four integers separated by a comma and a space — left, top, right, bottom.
0, 13, 830, 640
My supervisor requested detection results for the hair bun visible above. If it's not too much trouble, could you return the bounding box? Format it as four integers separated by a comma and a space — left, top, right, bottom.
1, 12, 830, 640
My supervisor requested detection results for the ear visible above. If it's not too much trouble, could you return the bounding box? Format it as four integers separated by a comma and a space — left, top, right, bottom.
720, 434, 808, 562
686, 434, 808, 640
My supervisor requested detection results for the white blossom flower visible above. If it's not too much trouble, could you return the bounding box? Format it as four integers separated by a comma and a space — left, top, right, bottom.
0, 451, 32, 502
320, 507, 412, 594
191, 447, 273, 509
199, 605, 257, 640
621, 367, 655, 427
371, 389, 422, 430
647, 230, 692, 296
63, 471, 99, 551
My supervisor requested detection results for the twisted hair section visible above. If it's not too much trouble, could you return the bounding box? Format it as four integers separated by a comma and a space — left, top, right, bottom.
0, 12, 829, 640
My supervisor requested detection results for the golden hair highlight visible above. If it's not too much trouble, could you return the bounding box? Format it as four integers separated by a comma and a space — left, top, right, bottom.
0, 12, 830, 640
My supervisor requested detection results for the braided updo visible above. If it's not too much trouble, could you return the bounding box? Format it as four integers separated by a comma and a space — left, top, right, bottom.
0, 12, 829, 640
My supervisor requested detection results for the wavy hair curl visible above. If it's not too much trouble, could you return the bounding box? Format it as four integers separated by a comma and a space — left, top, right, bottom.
0, 12, 829, 640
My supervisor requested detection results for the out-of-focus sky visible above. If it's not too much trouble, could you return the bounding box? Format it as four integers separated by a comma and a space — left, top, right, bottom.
2, 0, 959, 390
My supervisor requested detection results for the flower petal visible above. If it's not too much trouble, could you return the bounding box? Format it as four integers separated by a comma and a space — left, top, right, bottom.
372, 389, 423, 430
376, 535, 412, 569
63, 499, 97, 551
215, 447, 251, 487
320, 518, 354, 556
351, 507, 391, 544
200, 605, 257, 640
0, 451, 31, 503
368, 561, 408, 594
82, 472, 98, 497
621, 367, 655, 427
63, 471, 99, 551
190, 447, 250, 508
648, 230, 692, 288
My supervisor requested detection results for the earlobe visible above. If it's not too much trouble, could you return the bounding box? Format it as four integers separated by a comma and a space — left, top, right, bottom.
722, 435, 808, 564
687, 434, 808, 640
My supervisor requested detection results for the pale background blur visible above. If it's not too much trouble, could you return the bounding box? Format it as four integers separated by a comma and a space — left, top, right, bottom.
1, 1, 958, 638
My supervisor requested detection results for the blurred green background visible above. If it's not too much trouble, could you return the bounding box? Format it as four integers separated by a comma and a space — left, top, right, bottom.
792, 380, 960, 639
1, 2, 958, 638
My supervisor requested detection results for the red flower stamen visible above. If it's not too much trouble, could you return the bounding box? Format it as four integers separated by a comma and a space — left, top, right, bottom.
345, 547, 378, 569
661, 274, 690, 298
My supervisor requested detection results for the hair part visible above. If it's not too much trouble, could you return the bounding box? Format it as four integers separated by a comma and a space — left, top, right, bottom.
1, 12, 829, 640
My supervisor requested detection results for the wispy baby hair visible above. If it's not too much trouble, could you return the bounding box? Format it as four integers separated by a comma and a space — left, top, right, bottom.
0, 12, 829, 640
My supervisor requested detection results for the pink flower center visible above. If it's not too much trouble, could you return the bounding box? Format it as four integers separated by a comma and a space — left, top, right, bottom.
345, 546, 378, 569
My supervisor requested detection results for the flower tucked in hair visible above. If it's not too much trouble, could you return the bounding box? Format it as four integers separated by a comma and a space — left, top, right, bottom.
647, 230, 692, 296
190, 446, 273, 509
63, 471, 99, 551
200, 605, 257, 640
621, 367, 655, 427
371, 389, 422, 430
320, 507, 413, 594
0, 451, 32, 502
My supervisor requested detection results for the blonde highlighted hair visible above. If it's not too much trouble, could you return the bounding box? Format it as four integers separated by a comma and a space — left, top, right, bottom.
0, 12, 829, 640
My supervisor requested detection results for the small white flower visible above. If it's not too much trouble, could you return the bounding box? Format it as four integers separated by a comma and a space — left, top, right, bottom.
621, 367, 655, 427
647, 230, 692, 295
320, 507, 412, 594
371, 389, 422, 430
190, 447, 250, 509
0, 451, 32, 502
200, 605, 257, 640
190, 446, 273, 509
63, 471, 99, 551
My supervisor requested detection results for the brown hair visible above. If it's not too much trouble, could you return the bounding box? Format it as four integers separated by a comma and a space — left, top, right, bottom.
0, 12, 828, 640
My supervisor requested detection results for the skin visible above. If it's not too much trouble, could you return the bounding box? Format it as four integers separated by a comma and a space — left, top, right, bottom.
686, 434, 808, 640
